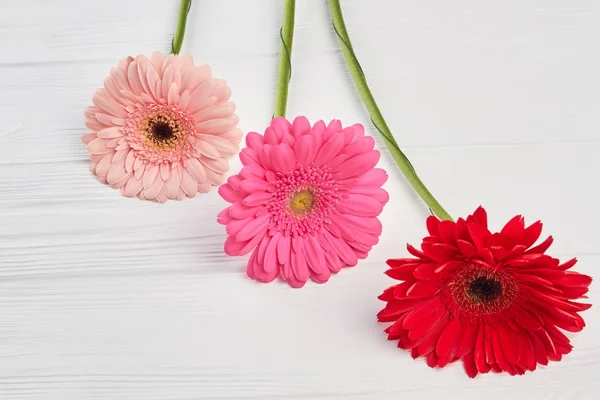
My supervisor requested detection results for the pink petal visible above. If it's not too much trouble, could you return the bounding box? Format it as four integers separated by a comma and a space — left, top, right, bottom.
236, 214, 270, 242
291, 238, 310, 282
87, 138, 111, 155
95, 153, 113, 177
324, 232, 358, 266
188, 79, 218, 113
180, 169, 197, 196
195, 140, 220, 159
292, 116, 311, 137
270, 117, 292, 139
164, 165, 182, 200
106, 160, 127, 185
270, 143, 296, 173
93, 93, 127, 118
185, 158, 207, 182
339, 194, 384, 217
195, 102, 235, 121
124, 177, 143, 197
195, 116, 238, 135
121, 151, 135, 174
263, 234, 280, 273
127, 61, 144, 95
200, 134, 239, 156
294, 134, 318, 165
160, 162, 170, 181
142, 164, 159, 189
201, 157, 229, 174
303, 236, 326, 275
277, 234, 292, 265
245, 131, 264, 150
314, 133, 345, 166
336, 151, 380, 179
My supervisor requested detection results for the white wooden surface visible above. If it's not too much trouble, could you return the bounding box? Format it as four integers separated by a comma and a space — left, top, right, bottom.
1, 0, 599, 398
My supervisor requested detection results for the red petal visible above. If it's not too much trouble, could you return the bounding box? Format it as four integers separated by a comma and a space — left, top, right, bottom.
514, 308, 543, 331
433, 260, 465, 276
405, 280, 443, 299
407, 244, 432, 260
393, 281, 411, 298
525, 235, 553, 254
528, 331, 548, 366
560, 272, 592, 288
467, 222, 489, 249
501, 215, 525, 238
474, 324, 491, 374
455, 218, 470, 242
557, 257, 577, 271
522, 220, 543, 248
456, 239, 477, 257
477, 248, 495, 265
426, 352, 438, 368
423, 243, 460, 263
413, 263, 442, 280
492, 328, 512, 372
518, 332, 535, 371
386, 258, 414, 268
559, 286, 589, 298
426, 215, 440, 236
497, 324, 519, 365
535, 328, 559, 361
471, 206, 488, 228
377, 298, 422, 321
385, 263, 420, 281
456, 324, 478, 357
377, 286, 396, 302
438, 220, 457, 245
463, 351, 478, 378
436, 319, 463, 360
403, 298, 443, 330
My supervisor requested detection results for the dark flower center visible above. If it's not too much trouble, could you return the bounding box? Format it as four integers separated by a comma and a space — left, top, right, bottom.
450, 265, 518, 316
151, 121, 175, 140
468, 276, 503, 303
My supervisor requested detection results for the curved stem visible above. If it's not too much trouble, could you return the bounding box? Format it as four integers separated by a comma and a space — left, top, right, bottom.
171, 0, 192, 55
327, 0, 453, 221
273, 0, 296, 118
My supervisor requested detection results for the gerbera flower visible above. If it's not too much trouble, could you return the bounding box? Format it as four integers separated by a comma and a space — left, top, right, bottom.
83, 52, 241, 202
377, 206, 592, 377
217, 116, 389, 288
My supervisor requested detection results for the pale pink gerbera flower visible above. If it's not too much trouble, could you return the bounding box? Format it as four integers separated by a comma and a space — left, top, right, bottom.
83, 52, 241, 202
217, 116, 389, 288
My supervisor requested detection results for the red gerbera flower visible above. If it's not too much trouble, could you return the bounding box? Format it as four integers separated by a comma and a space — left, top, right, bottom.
377, 206, 592, 377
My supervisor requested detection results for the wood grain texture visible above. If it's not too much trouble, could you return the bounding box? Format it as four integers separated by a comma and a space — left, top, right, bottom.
1, 0, 598, 399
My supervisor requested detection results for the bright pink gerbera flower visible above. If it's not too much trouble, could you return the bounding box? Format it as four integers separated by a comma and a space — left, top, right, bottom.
378, 207, 592, 377
217, 116, 389, 288
83, 52, 241, 202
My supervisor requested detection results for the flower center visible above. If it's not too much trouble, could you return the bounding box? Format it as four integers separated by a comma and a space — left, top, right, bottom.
289, 190, 315, 215
467, 276, 503, 303
151, 121, 175, 140
141, 111, 185, 151
125, 103, 196, 164
450, 265, 518, 316
267, 165, 345, 237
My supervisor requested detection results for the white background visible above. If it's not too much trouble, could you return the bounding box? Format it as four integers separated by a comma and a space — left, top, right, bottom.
1, 0, 599, 398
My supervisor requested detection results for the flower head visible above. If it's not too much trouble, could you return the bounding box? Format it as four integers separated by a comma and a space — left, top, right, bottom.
218, 116, 389, 288
83, 52, 241, 202
378, 207, 592, 377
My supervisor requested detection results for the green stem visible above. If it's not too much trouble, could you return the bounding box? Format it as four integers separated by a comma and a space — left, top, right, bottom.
327, 0, 453, 221
273, 0, 296, 118
171, 0, 192, 55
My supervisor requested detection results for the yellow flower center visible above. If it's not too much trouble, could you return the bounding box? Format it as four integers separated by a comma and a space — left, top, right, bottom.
289, 190, 315, 215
